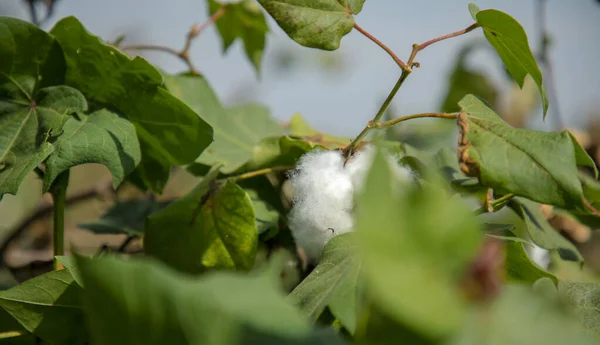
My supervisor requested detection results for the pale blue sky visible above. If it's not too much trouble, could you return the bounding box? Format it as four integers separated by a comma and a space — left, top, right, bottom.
2, 0, 600, 136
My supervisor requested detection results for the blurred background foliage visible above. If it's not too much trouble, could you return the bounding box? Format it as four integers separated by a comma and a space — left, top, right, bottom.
0, 0, 599, 292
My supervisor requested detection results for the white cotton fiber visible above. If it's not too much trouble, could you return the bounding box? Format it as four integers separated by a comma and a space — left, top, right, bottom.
288, 146, 412, 263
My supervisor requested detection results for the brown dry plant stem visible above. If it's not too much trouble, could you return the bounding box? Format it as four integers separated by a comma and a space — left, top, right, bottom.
344, 22, 480, 158
120, 7, 225, 75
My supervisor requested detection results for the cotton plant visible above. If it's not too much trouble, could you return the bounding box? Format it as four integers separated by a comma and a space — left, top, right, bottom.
287, 145, 413, 263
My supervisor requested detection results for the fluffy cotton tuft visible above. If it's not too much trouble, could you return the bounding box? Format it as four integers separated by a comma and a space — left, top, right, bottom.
288, 146, 412, 263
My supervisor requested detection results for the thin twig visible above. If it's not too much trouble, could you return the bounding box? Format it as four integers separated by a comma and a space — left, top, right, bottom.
373, 112, 458, 129
226, 166, 294, 183
353, 23, 410, 72
343, 21, 480, 159
343, 70, 411, 157
408, 23, 480, 67
0, 176, 115, 268
120, 7, 225, 75
474, 193, 516, 215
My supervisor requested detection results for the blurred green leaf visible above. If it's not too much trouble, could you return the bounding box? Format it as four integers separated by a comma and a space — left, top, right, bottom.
289, 114, 351, 149
78, 199, 172, 236
77, 255, 345, 345
559, 282, 600, 340
0, 269, 85, 344
356, 148, 482, 339
146, 170, 257, 273
458, 95, 589, 210
501, 230, 557, 284
289, 233, 360, 334
472, 8, 549, 117
43, 109, 141, 191
439, 47, 497, 113
209, 0, 269, 72
50, 17, 213, 193
245, 189, 280, 238
449, 285, 597, 345
508, 198, 583, 263
163, 74, 283, 173
257, 0, 364, 50
242, 135, 319, 171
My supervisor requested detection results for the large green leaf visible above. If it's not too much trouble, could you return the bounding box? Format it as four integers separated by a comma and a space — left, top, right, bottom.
458, 94, 589, 210
508, 198, 583, 263
0, 85, 83, 197
0, 17, 72, 197
145, 170, 258, 274
50, 17, 213, 192
78, 198, 172, 236
0, 269, 85, 344
470, 5, 549, 117
257, 0, 365, 50
449, 285, 597, 345
162, 74, 283, 173
209, 0, 269, 72
289, 233, 361, 334
355, 148, 482, 339
559, 282, 600, 340
43, 109, 141, 191
0, 17, 64, 88
77, 255, 345, 345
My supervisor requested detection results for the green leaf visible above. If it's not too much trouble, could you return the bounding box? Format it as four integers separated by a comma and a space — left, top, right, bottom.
246, 189, 280, 238
508, 197, 583, 263
356, 148, 482, 339
242, 135, 319, 171
78, 199, 171, 236
559, 282, 600, 340
0, 17, 65, 88
0, 85, 84, 197
473, 8, 549, 116
468, 3, 480, 20
209, 0, 269, 72
440, 45, 497, 113
55, 256, 84, 288
450, 285, 597, 345
502, 230, 558, 284
289, 233, 360, 334
50, 17, 213, 192
162, 74, 283, 173
570, 132, 599, 179
289, 114, 351, 149
145, 170, 258, 273
257, 0, 364, 50
0, 269, 85, 344
458, 95, 586, 210
43, 109, 141, 191
76, 255, 344, 345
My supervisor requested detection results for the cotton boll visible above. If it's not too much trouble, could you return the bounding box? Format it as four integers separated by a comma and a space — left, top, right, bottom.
288, 146, 413, 263
288, 150, 355, 262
